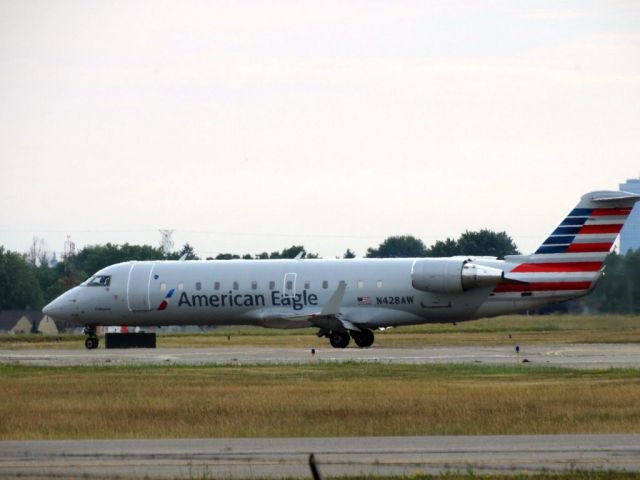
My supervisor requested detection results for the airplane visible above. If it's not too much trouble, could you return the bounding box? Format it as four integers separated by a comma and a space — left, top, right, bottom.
43, 190, 640, 350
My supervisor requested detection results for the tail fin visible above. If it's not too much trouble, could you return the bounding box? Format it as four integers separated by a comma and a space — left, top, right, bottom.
500, 190, 640, 296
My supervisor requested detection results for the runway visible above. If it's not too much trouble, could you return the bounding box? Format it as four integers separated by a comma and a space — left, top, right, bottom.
2, 343, 640, 368
2, 435, 639, 478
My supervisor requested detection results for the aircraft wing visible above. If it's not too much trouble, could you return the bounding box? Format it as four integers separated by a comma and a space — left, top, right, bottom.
258, 281, 360, 331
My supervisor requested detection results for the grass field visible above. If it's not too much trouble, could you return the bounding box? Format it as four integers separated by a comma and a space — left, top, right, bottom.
1, 314, 639, 350
1, 363, 639, 440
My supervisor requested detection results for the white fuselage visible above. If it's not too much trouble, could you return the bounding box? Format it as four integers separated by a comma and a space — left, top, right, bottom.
44, 257, 573, 329
41, 189, 640, 349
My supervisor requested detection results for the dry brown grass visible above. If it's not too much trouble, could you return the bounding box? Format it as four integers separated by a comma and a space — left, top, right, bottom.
1, 363, 639, 440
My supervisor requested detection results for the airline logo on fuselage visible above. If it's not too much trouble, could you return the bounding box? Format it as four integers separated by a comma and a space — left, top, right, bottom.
158, 289, 175, 310
175, 290, 320, 311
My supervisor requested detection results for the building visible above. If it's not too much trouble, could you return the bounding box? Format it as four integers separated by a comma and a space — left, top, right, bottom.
619, 178, 640, 254
38, 316, 59, 335
0, 310, 74, 334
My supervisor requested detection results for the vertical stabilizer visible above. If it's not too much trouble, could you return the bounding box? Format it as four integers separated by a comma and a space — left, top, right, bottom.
499, 190, 640, 296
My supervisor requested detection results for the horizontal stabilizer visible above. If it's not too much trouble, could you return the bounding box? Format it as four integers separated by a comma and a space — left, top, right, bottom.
589, 191, 640, 203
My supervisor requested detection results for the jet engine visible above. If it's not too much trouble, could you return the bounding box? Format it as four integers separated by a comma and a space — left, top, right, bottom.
411, 258, 504, 294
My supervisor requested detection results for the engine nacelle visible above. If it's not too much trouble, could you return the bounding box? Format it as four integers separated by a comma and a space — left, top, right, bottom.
411, 258, 504, 294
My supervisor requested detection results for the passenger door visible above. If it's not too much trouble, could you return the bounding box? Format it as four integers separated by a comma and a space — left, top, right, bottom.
127, 262, 155, 312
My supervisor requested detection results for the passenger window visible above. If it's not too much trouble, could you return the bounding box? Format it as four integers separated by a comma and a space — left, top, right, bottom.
196, 282, 202, 291
322, 280, 328, 289
251, 281, 258, 290
357, 280, 364, 289
214, 281, 220, 291
304, 281, 310, 289
160, 282, 167, 292
286, 280, 293, 290
178, 282, 184, 291
269, 281, 275, 290
233, 281, 239, 290
377, 280, 383, 288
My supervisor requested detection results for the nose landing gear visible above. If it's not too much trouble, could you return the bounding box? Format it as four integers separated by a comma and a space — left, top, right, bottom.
83, 326, 99, 350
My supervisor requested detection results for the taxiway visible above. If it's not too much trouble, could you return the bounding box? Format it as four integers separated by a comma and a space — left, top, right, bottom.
1, 435, 639, 478
1, 343, 640, 368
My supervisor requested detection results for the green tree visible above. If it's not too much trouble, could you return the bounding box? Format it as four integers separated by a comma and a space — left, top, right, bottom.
172, 243, 200, 260
425, 230, 519, 259
0, 247, 44, 309
215, 253, 241, 260
34, 262, 66, 305
424, 238, 459, 257
586, 250, 640, 313
457, 230, 519, 258
276, 245, 305, 259
214, 246, 319, 260
366, 235, 428, 258
343, 248, 356, 259
269, 245, 319, 259
73, 243, 166, 280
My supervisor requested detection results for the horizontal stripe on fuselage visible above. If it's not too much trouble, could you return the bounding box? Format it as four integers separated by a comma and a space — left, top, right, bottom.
506, 272, 599, 283
511, 262, 602, 273
517, 252, 609, 262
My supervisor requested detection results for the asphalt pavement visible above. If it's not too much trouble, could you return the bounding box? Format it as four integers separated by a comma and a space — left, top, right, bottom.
1, 435, 639, 478
2, 343, 640, 368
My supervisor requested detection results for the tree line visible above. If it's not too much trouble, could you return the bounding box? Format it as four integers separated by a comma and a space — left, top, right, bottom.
0, 230, 638, 314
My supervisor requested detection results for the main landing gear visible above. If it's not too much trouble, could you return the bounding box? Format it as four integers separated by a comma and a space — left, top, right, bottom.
83, 325, 99, 350
350, 329, 374, 348
329, 331, 350, 348
324, 329, 375, 348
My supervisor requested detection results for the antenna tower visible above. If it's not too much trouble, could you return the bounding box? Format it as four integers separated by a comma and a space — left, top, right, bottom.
63, 235, 76, 261
62, 235, 77, 289
159, 229, 175, 255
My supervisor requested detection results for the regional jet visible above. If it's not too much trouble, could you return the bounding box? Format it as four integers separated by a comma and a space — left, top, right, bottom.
43, 190, 640, 349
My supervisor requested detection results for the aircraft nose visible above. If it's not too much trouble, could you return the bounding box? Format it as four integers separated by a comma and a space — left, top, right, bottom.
42, 291, 78, 320
42, 300, 58, 317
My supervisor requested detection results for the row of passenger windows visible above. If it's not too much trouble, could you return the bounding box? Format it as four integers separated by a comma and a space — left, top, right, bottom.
160, 280, 384, 292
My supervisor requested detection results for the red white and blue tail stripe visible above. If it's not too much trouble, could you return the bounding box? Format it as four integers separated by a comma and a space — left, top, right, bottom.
496, 190, 640, 299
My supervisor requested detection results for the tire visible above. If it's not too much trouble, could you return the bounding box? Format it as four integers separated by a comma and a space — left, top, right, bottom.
329, 331, 350, 348
351, 329, 374, 348
85, 337, 98, 350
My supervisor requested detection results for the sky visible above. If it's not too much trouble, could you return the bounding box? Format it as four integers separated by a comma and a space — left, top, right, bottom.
1, 0, 639, 260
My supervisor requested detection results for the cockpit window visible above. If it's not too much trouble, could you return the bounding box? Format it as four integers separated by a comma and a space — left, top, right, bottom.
86, 275, 111, 287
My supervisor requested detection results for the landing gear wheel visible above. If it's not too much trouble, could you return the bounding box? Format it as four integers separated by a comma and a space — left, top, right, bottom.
83, 325, 99, 350
329, 331, 350, 348
84, 336, 99, 350
351, 329, 374, 348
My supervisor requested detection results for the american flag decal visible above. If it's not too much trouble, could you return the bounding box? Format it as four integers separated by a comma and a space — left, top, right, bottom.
357, 296, 371, 305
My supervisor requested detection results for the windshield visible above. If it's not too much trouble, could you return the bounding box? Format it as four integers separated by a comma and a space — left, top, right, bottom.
85, 275, 111, 287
